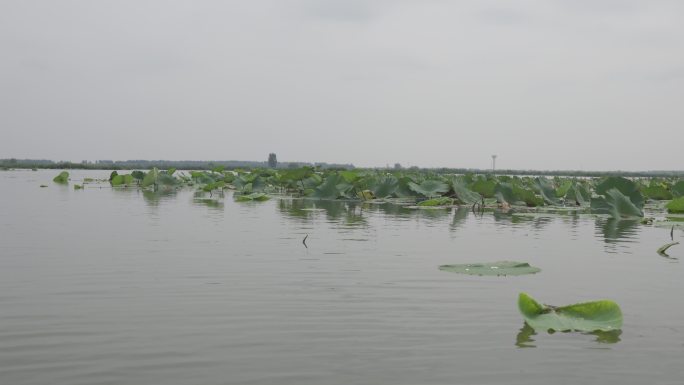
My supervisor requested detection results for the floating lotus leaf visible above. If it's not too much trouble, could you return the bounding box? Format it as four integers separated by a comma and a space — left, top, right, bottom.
518, 293, 622, 332
439, 261, 540, 276
418, 197, 453, 207
408, 179, 449, 198
234, 192, 270, 202
52, 171, 69, 184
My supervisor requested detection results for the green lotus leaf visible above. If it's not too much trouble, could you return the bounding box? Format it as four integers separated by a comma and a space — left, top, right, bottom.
369, 175, 399, 198
52, 171, 69, 184
312, 174, 348, 200
642, 181, 672, 200
439, 261, 540, 276
495, 183, 543, 207
555, 179, 573, 198
142, 168, 159, 188
666, 197, 684, 213
672, 180, 684, 198
470, 177, 496, 198
418, 197, 453, 207
111, 174, 134, 186
394, 176, 417, 198
449, 177, 481, 204
591, 188, 643, 219
518, 293, 622, 332
280, 167, 314, 182
339, 170, 362, 183
157, 173, 177, 186
408, 179, 449, 198
533, 177, 560, 205
595, 177, 644, 210
565, 182, 591, 206
234, 192, 270, 202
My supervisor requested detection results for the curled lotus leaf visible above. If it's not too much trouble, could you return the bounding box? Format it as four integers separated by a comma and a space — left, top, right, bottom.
518, 293, 622, 332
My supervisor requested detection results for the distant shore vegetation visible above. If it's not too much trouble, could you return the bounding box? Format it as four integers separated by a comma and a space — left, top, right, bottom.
1, 157, 683, 178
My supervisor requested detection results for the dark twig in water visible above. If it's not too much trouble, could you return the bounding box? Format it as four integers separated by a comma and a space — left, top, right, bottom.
671, 225, 674, 242
302, 234, 308, 248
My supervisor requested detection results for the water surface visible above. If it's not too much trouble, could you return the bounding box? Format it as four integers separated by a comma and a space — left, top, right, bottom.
1, 170, 682, 385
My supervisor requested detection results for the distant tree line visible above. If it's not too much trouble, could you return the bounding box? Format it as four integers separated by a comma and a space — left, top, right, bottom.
0, 158, 355, 171
1, 158, 683, 177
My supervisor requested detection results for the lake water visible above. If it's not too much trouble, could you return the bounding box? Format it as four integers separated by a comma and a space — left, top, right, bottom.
1, 170, 683, 385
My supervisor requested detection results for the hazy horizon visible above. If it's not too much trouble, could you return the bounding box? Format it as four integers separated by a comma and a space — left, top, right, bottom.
2, 1, 683, 170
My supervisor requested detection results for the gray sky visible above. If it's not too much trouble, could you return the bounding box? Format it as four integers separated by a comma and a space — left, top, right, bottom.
1, 0, 683, 170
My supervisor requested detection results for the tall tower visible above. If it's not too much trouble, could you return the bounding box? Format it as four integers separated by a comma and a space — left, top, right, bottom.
491, 155, 497, 172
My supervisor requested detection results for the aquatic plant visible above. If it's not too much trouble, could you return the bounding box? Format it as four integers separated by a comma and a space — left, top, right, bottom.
518, 293, 622, 332
52, 171, 69, 184
591, 177, 644, 218
234, 192, 270, 202
439, 261, 540, 276
666, 197, 684, 213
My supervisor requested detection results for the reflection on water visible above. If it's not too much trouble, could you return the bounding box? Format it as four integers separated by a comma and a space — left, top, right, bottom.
516, 323, 622, 348
450, 207, 470, 230
3, 171, 684, 385
278, 199, 367, 227
515, 323, 537, 348
142, 189, 178, 206
192, 191, 224, 209
597, 219, 640, 252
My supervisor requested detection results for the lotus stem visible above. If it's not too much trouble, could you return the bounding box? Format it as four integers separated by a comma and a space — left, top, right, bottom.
657, 242, 679, 256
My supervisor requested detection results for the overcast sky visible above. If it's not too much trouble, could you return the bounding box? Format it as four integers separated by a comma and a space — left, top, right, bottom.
1, 0, 683, 170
